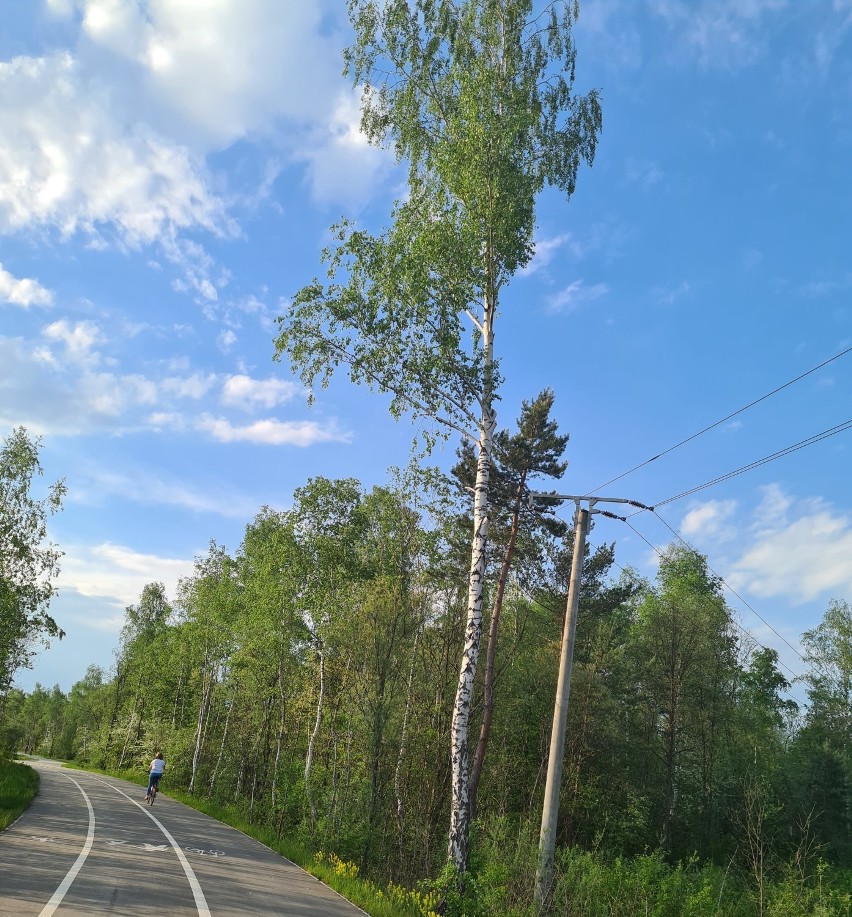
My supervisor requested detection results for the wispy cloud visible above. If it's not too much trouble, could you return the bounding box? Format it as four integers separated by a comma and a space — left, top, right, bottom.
796, 274, 852, 299
546, 280, 609, 314
653, 280, 691, 306
42, 319, 105, 364
220, 374, 300, 410
0, 332, 320, 441
69, 463, 259, 519
520, 233, 575, 277
624, 158, 664, 189
195, 414, 351, 446
652, 0, 789, 69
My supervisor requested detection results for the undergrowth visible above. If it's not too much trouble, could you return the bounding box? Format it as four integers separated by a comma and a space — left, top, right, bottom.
0, 758, 39, 830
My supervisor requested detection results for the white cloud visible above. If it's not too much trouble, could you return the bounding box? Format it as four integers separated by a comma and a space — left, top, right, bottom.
72, 0, 346, 150
725, 490, 852, 604
0, 53, 226, 245
195, 414, 350, 446
680, 499, 738, 542
59, 541, 195, 609
0, 334, 164, 436
220, 374, 299, 410
730, 507, 852, 604
42, 319, 105, 363
0, 263, 53, 307
519, 233, 573, 277
161, 372, 217, 400
751, 483, 794, 533
218, 329, 237, 351
0, 0, 391, 268
299, 89, 392, 207
0, 331, 326, 441
546, 280, 609, 314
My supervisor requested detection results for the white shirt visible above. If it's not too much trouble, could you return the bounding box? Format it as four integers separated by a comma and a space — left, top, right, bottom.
150, 758, 165, 775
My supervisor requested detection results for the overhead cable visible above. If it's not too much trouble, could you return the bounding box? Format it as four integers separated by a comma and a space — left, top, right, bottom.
651, 417, 852, 509
591, 345, 852, 493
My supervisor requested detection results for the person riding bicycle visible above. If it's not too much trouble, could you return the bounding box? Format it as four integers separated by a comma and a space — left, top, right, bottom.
146, 752, 166, 798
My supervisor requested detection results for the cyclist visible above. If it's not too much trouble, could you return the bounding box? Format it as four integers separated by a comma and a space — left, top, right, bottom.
146, 752, 166, 799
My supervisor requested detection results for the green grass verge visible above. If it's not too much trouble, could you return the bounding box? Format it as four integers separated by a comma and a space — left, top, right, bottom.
0, 758, 39, 830
64, 762, 436, 917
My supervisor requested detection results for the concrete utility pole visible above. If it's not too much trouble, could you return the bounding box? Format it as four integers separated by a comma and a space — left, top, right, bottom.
533, 494, 648, 913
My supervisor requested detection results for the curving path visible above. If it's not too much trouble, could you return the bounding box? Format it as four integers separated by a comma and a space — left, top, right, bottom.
0, 759, 366, 916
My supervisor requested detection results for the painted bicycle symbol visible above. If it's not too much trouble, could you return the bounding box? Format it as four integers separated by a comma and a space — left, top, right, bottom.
184, 846, 226, 857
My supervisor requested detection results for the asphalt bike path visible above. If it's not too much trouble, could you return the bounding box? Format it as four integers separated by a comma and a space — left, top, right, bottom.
0, 759, 367, 916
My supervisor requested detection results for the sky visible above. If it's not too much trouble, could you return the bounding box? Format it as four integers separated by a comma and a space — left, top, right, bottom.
3, 0, 852, 700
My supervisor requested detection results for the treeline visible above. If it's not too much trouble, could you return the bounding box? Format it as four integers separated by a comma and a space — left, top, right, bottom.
4, 468, 852, 914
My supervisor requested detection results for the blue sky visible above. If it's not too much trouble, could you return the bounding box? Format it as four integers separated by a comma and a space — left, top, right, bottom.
4, 0, 852, 698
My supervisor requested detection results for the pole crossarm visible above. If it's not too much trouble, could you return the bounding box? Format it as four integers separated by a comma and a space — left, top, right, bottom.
527, 490, 653, 512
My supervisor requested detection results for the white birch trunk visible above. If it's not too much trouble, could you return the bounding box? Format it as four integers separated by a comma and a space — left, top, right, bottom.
209, 683, 235, 793
271, 658, 286, 813
188, 652, 212, 795
448, 293, 496, 874
304, 647, 324, 832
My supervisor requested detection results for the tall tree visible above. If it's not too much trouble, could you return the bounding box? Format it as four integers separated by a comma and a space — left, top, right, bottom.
628, 545, 738, 859
273, 0, 601, 876
463, 389, 569, 819
0, 427, 65, 701
789, 600, 852, 860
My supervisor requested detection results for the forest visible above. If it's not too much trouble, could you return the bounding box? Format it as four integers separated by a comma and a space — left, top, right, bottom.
3, 1, 852, 914
3, 440, 852, 915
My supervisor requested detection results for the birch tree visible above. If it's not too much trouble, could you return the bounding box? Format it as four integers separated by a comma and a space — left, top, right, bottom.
457, 389, 569, 819
0, 427, 65, 698
274, 0, 600, 876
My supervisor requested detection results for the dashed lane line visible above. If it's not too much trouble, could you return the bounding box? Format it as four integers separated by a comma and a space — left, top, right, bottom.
36, 773, 96, 917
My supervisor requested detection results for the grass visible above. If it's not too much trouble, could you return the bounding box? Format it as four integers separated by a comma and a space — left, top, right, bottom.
65, 761, 435, 916
0, 758, 39, 830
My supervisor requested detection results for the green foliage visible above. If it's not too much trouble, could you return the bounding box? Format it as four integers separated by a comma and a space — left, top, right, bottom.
0, 427, 65, 695
0, 759, 39, 830
9, 458, 852, 916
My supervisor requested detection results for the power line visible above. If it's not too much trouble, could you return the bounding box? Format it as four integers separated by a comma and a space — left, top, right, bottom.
590, 345, 852, 493
651, 417, 852, 509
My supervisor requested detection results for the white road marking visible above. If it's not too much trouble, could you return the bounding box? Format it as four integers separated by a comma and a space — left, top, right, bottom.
105, 839, 169, 851
98, 779, 212, 917
37, 774, 95, 917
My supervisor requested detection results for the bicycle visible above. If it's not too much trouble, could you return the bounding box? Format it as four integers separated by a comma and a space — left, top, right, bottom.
145, 780, 160, 805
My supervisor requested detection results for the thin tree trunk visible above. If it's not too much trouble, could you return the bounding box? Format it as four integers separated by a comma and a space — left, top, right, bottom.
449, 289, 496, 875
171, 669, 183, 729
469, 477, 525, 820
188, 652, 212, 795
305, 648, 325, 833
271, 659, 286, 813
395, 629, 420, 845
102, 658, 125, 767
210, 682, 236, 793
117, 679, 141, 770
